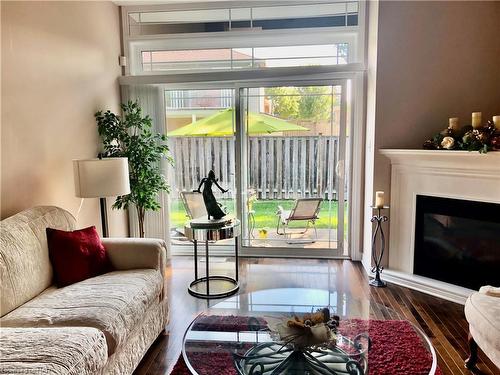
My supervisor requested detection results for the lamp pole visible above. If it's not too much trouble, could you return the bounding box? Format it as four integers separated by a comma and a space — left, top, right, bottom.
99, 197, 109, 237
97, 153, 109, 237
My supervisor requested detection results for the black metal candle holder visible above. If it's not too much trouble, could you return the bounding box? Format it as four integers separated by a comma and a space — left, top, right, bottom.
369, 206, 389, 287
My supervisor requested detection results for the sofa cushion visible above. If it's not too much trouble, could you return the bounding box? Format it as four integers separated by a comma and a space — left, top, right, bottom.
0, 269, 163, 355
0, 327, 107, 375
0, 206, 76, 316
47, 226, 111, 287
465, 291, 500, 367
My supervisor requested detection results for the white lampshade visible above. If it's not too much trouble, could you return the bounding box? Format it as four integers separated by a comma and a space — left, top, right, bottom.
73, 158, 130, 198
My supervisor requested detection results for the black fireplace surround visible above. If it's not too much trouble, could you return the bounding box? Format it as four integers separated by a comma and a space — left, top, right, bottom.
414, 195, 500, 290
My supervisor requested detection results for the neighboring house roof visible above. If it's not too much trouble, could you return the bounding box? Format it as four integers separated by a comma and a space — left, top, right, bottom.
143, 49, 252, 63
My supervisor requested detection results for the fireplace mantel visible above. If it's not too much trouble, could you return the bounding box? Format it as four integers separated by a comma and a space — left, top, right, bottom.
380, 149, 500, 171
379, 149, 500, 304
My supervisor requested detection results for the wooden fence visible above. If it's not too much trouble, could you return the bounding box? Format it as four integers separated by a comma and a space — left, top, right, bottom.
168, 136, 344, 200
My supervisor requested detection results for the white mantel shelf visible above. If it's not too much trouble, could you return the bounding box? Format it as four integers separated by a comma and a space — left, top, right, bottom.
378, 149, 500, 305
380, 149, 500, 171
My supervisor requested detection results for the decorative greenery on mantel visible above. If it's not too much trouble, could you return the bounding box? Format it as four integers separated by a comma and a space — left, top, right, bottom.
380, 149, 500, 157
423, 114, 500, 153
95, 101, 173, 237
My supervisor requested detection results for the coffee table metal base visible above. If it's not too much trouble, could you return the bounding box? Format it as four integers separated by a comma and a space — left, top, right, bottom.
234, 342, 368, 375
188, 275, 239, 299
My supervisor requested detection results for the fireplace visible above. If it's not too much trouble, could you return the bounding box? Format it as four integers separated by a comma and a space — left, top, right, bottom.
380, 150, 500, 302
414, 195, 500, 290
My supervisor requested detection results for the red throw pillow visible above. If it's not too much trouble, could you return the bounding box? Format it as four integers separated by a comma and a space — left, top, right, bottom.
46, 226, 111, 287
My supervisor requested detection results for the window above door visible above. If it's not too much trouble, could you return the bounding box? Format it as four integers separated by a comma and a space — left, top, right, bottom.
127, 2, 360, 36
121, 1, 366, 76
141, 43, 349, 73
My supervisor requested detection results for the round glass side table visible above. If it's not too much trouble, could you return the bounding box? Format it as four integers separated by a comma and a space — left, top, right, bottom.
184, 219, 241, 299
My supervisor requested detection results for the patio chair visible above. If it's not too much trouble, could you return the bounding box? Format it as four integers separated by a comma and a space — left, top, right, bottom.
276, 198, 323, 242
180, 191, 207, 220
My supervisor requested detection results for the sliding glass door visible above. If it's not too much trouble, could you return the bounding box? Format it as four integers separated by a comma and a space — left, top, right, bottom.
238, 83, 349, 256
166, 88, 236, 250
165, 80, 351, 257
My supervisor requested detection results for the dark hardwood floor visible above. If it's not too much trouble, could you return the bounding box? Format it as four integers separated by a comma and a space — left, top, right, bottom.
134, 257, 498, 375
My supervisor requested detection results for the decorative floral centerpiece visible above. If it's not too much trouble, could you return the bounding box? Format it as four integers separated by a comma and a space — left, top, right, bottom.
272, 307, 340, 349
234, 309, 370, 374
423, 113, 500, 153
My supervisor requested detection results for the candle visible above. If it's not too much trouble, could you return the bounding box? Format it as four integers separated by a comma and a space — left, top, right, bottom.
493, 115, 500, 131
471, 112, 482, 129
448, 117, 460, 131
375, 191, 385, 208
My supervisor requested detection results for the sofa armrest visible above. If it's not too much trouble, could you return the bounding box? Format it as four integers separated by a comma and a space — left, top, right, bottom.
102, 238, 167, 278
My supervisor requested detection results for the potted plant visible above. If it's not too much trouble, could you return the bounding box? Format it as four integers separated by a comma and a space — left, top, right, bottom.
95, 100, 173, 237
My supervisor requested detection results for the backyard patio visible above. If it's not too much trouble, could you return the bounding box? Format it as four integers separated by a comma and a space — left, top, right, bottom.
166, 86, 347, 251
170, 198, 346, 249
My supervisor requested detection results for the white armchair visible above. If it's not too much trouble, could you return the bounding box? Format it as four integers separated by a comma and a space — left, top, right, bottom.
464, 286, 500, 370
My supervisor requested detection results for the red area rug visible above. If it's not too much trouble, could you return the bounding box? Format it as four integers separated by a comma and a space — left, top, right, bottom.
170, 315, 442, 375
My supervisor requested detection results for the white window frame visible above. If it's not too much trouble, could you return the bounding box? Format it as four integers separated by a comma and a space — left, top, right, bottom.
130, 30, 358, 76
121, 1, 366, 76
161, 72, 364, 260
119, 1, 367, 261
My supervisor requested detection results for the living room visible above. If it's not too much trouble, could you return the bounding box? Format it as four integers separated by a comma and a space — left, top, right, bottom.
1, 1, 499, 375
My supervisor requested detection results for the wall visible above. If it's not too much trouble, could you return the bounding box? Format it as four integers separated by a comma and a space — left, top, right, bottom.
1, 1, 128, 236
364, 1, 500, 269
362, 0, 380, 269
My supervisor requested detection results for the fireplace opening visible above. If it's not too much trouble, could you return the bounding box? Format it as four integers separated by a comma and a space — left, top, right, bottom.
414, 195, 500, 290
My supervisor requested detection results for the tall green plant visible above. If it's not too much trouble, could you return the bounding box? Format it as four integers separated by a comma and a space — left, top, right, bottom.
95, 100, 173, 237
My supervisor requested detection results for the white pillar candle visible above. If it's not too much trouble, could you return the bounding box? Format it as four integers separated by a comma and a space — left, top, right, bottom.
375, 191, 385, 208
448, 117, 460, 131
493, 115, 500, 131
471, 112, 482, 129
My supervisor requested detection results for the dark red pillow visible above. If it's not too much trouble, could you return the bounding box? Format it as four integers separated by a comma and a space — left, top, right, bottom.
46, 226, 111, 287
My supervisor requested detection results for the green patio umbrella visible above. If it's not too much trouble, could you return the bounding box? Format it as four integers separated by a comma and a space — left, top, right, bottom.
168, 108, 309, 136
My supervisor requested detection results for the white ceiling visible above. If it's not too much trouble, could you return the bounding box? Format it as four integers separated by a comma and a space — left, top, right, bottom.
112, 0, 312, 6
112, 0, 234, 5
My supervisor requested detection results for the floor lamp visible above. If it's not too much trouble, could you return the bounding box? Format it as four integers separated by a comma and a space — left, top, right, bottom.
73, 158, 130, 237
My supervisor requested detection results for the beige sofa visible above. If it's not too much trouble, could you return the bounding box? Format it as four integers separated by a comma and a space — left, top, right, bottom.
464, 286, 500, 370
0, 206, 168, 374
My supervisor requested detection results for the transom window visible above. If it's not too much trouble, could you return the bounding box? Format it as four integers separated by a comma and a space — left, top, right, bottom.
141, 44, 349, 73
128, 2, 359, 36
123, 1, 364, 75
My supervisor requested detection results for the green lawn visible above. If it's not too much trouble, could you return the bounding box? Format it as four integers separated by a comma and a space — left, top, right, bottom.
170, 198, 346, 230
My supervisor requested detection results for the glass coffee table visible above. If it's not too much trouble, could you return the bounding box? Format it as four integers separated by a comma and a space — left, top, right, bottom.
183, 288, 437, 375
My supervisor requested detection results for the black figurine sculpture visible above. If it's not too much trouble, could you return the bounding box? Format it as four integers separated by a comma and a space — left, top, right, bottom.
194, 170, 229, 220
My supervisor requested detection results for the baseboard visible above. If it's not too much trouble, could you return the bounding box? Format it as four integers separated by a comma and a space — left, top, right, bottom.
171, 250, 351, 260
171, 245, 350, 259
380, 269, 474, 305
